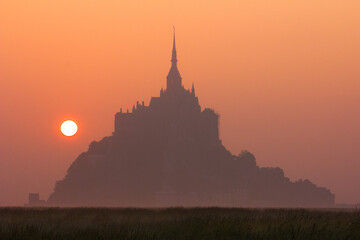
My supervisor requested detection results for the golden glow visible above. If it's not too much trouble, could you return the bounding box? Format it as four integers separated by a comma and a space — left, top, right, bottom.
1, 0, 360, 205
61, 120, 78, 137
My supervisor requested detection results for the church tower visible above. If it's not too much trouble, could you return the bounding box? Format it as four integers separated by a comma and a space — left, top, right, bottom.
166, 30, 182, 91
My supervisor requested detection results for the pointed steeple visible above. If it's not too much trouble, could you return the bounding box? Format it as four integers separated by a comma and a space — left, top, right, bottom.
171, 27, 177, 65
167, 27, 182, 91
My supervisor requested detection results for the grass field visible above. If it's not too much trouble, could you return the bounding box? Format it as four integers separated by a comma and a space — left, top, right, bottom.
0, 207, 359, 240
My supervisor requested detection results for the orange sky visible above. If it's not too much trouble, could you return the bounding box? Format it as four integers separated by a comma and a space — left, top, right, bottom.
0, 0, 359, 205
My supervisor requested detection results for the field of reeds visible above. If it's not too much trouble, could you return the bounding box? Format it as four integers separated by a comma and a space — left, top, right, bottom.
0, 207, 359, 240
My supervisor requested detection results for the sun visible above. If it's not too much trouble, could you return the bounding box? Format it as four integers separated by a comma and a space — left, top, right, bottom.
61, 120, 78, 137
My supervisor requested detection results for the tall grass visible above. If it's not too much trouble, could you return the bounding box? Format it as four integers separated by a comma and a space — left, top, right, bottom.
0, 207, 359, 240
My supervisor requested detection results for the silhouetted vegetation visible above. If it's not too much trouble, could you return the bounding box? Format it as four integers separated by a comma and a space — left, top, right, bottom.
1, 207, 359, 240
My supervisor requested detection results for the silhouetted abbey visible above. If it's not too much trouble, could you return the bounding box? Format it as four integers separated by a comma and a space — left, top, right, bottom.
115, 35, 219, 147
47, 33, 335, 207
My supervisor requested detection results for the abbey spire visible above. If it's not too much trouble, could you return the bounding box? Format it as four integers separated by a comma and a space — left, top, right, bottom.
166, 28, 182, 90
171, 29, 177, 65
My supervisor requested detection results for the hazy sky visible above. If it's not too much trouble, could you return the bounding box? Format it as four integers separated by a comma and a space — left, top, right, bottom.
0, 0, 359, 205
